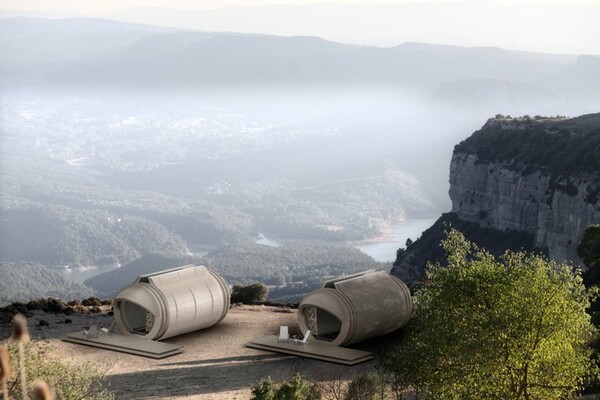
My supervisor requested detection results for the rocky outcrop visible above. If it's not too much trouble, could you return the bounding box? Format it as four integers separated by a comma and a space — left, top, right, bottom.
449, 153, 599, 264
393, 113, 600, 285
391, 212, 543, 284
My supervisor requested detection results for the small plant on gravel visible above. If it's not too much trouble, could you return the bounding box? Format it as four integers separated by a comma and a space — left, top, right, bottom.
251, 373, 321, 400
251, 377, 276, 400
276, 373, 321, 400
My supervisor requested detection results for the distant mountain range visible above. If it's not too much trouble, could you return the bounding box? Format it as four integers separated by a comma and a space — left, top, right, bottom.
0, 17, 174, 71
105, 3, 600, 54
0, 18, 577, 86
2, 3, 599, 54
1, 16, 598, 116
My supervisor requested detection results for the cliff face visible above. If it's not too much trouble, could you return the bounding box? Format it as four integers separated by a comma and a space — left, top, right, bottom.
449, 153, 599, 264
393, 113, 600, 285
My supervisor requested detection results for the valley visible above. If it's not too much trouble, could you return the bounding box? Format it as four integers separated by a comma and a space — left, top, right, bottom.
1, 16, 598, 305
0, 89, 440, 304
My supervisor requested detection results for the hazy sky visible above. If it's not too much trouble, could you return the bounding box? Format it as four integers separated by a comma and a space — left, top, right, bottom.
3, 0, 600, 54
3, 0, 598, 14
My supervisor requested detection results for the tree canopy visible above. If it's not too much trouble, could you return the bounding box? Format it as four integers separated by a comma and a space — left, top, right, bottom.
579, 224, 600, 284
381, 229, 598, 400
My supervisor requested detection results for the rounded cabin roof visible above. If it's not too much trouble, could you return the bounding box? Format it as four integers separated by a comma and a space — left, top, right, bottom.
113, 265, 230, 340
298, 270, 412, 346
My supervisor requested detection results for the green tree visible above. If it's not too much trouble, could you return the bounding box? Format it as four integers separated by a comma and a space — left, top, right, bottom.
578, 224, 600, 393
231, 283, 269, 304
381, 229, 597, 400
579, 224, 600, 287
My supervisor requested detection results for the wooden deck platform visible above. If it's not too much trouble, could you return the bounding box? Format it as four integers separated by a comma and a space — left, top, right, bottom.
246, 335, 373, 365
63, 331, 183, 359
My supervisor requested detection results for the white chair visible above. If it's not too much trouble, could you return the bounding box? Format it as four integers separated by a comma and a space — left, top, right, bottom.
294, 330, 311, 346
277, 326, 289, 342
100, 321, 116, 335
100, 321, 115, 335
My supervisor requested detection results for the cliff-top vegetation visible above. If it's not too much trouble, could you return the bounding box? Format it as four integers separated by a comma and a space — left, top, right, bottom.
454, 113, 600, 202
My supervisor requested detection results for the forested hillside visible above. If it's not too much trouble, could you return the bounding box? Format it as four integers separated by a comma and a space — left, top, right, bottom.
0, 262, 94, 304
0, 202, 190, 265
85, 243, 386, 299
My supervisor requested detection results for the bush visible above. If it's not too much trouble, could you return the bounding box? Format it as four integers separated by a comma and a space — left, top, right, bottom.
82, 297, 103, 307
231, 283, 269, 304
276, 373, 321, 400
251, 377, 276, 400
344, 373, 383, 400
6, 341, 113, 399
251, 373, 321, 400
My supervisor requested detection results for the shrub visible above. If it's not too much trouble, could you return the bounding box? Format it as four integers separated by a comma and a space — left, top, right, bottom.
231, 283, 269, 304
251, 373, 321, 400
82, 297, 103, 307
251, 377, 276, 400
276, 373, 321, 400
344, 373, 383, 400
6, 341, 113, 399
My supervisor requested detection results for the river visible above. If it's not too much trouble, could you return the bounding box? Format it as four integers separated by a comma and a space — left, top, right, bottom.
57, 218, 436, 284
354, 217, 438, 262
54, 263, 118, 284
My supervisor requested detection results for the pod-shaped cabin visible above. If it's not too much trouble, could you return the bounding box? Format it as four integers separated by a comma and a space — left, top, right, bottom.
113, 265, 230, 340
297, 270, 412, 346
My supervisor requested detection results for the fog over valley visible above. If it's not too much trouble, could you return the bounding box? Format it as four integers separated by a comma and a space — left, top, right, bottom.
1, 14, 599, 303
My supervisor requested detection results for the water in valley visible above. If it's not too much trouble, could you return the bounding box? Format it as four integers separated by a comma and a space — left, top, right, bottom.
355, 217, 438, 262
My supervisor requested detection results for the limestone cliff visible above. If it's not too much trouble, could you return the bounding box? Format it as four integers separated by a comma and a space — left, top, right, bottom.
393, 113, 600, 285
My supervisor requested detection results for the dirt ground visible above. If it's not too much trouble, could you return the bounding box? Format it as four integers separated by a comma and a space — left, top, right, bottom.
2, 306, 598, 399
4, 305, 386, 399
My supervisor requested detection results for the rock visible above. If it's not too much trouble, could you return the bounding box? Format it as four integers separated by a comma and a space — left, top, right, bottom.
392, 113, 600, 285
448, 152, 599, 265
38, 320, 50, 326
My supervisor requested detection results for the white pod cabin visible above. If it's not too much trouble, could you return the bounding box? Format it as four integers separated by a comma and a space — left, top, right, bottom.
113, 265, 230, 340
297, 270, 412, 346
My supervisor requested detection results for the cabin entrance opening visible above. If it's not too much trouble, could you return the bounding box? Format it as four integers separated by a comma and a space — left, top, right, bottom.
115, 300, 155, 335
303, 306, 342, 342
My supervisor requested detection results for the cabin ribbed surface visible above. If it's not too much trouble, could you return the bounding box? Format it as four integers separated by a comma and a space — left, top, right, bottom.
113, 265, 230, 340
297, 270, 412, 346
